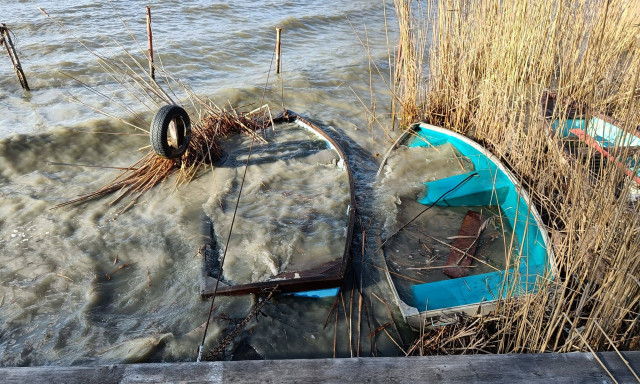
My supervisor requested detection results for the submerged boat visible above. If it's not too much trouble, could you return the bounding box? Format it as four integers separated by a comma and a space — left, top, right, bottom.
542, 91, 640, 190
377, 123, 554, 328
200, 110, 355, 298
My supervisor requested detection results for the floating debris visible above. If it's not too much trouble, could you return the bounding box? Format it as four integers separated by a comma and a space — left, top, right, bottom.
55, 105, 272, 211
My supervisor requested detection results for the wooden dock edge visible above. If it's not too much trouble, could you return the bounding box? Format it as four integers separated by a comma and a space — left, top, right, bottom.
2, 352, 640, 383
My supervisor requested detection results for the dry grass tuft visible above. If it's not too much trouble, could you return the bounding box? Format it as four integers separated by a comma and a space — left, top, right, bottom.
56, 105, 271, 212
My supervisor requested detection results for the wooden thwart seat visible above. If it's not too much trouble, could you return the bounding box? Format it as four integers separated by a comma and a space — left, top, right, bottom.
443, 210, 483, 278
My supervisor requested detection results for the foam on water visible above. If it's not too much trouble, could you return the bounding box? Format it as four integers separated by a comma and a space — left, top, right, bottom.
203, 123, 349, 285
0, 0, 409, 365
376, 143, 475, 237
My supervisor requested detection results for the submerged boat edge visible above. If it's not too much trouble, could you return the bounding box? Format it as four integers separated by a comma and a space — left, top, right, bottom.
199, 110, 357, 297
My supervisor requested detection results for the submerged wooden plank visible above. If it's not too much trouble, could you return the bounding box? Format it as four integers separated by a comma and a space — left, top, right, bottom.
443, 210, 483, 278
3, 352, 640, 383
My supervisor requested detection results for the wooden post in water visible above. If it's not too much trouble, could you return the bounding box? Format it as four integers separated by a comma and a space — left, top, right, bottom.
0, 23, 29, 91
275, 27, 282, 74
146, 6, 155, 80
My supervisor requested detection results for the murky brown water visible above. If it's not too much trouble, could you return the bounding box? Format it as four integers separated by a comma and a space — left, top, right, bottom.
205, 123, 349, 285
0, 0, 440, 366
0, 0, 410, 366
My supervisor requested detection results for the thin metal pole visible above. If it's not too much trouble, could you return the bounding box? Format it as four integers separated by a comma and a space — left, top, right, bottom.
146, 7, 155, 80
275, 27, 282, 74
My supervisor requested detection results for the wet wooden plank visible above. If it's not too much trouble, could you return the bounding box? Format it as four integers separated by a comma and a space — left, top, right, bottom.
443, 210, 483, 278
201, 273, 344, 297
2, 352, 640, 383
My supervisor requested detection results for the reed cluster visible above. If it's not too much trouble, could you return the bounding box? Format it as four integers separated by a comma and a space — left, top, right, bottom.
392, 0, 640, 354
42, 5, 273, 212
56, 106, 270, 212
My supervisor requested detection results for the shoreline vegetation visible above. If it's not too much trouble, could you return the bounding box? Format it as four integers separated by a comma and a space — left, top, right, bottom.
390, 0, 640, 354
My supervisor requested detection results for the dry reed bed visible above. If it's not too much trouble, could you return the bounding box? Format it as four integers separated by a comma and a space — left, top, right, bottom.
392, 0, 640, 354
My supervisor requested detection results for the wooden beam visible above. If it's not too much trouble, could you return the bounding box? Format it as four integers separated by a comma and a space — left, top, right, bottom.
1, 23, 30, 90
145, 7, 154, 81
443, 210, 483, 278
2, 352, 640, 383
577, 145, 640, 159
275, 27, 282, 74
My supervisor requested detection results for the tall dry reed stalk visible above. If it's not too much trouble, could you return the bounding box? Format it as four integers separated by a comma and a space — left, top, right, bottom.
391, 0, 429, 128
392, 0, 640, 354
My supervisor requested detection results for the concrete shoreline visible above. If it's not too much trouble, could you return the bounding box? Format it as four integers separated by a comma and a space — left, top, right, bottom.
2, 351, 639, 383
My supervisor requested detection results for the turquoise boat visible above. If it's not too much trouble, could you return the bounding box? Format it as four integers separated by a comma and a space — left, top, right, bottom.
377, 123, 555, 328
543, 91, 640, 186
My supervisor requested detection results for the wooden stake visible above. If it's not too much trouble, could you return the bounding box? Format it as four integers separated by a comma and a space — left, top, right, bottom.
0, 24, 29, 91
146, 6, 155, 80
275, 27, 282, 74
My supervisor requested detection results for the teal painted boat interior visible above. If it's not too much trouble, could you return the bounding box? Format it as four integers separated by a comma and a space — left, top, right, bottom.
405, 125, 552, 313
553, 117, 640, 148
292, 288, 340, 298
587, 118, 640, 148
552, 118, 585, 138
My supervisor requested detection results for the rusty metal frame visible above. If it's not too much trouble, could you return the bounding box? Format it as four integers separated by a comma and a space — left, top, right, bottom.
200, 110, 356, 297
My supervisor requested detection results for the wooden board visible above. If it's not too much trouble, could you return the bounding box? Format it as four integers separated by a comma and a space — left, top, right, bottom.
443, 210, 483, 278
2, 352, 640, 383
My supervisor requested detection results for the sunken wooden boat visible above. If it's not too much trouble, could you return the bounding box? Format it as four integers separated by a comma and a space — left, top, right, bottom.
377, 123, 554, 328
200, 110, 355, 297
542, 91, 640, 188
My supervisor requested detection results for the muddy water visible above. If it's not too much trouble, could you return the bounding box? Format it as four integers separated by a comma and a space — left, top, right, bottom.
205, 123, 349, 285
0, 0, 433, 366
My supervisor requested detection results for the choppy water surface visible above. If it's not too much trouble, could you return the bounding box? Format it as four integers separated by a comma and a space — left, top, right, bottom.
205, 123, 349, 285
0, 0, 432, 366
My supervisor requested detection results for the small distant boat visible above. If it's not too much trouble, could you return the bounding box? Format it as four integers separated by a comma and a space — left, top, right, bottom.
542, 91, 640, 190
199, 110, 355, 299
377, 123, 554, 328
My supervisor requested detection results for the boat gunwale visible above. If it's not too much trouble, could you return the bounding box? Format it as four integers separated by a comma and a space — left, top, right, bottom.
199, 109, 356, 297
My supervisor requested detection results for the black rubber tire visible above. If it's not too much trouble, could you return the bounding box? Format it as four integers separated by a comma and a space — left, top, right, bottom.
150, 105, 192, 159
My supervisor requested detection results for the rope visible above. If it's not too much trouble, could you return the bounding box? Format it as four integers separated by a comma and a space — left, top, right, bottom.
378, 172, 477, 250
259, 37, 277, 109
207, 285, 278, 360
279, 51, 285, 110
197, 32, 282, 362
197, 136, 257, 362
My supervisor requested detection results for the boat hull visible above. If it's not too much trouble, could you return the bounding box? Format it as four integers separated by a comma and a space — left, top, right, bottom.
378, 123, 555, 328
199, 110, 355, 298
